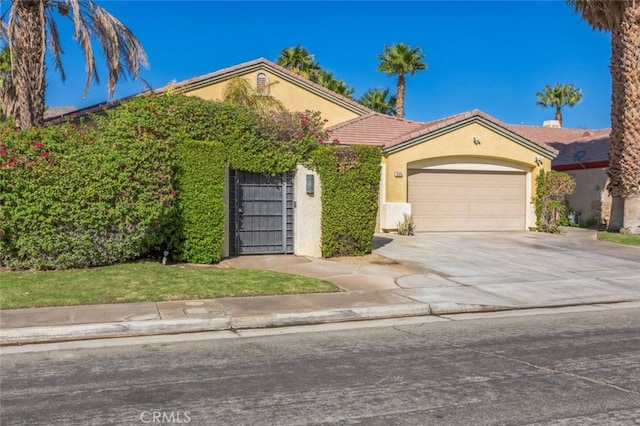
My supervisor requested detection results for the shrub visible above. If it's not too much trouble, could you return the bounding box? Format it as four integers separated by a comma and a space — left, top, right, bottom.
0, 122, 175, 269
534, 169, 576, 233
311, 145, 381, 257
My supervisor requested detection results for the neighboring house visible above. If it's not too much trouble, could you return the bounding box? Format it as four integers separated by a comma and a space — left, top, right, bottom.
331, 111, 558, 232
509, 123, 612, 227
45, 58, 562, 257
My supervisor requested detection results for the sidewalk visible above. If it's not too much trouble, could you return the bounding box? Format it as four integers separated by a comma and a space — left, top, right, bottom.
2, 229, 640, 345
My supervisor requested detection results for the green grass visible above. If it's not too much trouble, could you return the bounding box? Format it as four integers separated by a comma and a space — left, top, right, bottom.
597, 231, 640, 247
0, 261, 339, 309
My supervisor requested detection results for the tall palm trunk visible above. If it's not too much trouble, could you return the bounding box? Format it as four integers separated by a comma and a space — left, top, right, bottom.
396, 74, 406, 118
608, 3, 640, 233
9, 0, 47, 129
554, 107, 562, 126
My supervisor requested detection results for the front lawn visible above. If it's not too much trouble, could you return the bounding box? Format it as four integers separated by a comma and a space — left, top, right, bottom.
0, 261, 339, 309
597, 231, 640, 247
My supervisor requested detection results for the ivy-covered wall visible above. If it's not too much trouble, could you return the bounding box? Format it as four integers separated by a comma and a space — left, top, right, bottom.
311, 145, 382, 257
170, 140, 226, 264
0, 122, 174, 269
1, 93, 383, 269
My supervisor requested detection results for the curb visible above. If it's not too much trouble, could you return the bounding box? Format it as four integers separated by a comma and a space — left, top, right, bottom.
0, 303, 434, 346
2, 299, 639, 346
230, 303, 433, 329
0, 317, 231, 346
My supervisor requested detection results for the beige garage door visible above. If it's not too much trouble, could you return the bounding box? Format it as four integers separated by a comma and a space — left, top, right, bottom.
408, 170, 526, 231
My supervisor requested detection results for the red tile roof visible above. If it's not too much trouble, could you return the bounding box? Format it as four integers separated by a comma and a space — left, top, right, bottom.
328, 113, 425, 146
331, 109, 559, 156
508, 125, 611, 168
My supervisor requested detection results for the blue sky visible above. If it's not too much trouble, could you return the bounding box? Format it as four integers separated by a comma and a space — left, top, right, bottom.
42, 1, 611, 129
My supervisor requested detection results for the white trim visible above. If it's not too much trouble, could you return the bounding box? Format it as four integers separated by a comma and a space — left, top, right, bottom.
419, 163, 525, 172
408, 156, 530, 172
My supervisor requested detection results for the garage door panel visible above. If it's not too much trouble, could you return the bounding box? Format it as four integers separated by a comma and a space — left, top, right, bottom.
408, 170, 526, 232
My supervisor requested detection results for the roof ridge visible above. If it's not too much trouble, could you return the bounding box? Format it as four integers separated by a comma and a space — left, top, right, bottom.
509, 123, 611, 132
193, 57, 375, 115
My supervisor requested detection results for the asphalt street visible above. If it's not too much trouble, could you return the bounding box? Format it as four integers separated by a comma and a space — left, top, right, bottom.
1, 307, 639, 425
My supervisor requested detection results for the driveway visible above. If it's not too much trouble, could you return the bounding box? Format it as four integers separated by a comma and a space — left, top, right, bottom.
372, 229, 640, 311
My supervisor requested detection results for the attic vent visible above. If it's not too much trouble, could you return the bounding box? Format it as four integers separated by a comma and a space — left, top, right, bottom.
582, 130, 593, 137
543, 120, 561, 128
256, 72, 269, 96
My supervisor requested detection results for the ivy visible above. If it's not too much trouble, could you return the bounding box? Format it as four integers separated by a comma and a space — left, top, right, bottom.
1, 93, 383, 268
169, 141, 226, 264
311, 145, 381, 257
0, 121, 174, 269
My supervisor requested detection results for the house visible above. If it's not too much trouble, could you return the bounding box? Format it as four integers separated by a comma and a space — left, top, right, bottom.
46, 58, 560, 257
331, 111, 558, 232
509, 123, 612, 227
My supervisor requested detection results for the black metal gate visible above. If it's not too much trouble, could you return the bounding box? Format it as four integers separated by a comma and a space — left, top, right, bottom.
229, 170, 294, 255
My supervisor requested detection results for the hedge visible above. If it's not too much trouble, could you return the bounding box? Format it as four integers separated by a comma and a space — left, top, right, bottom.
0, 123, 174, 269
170, 140, 226, 263
311, 145, 381, 257
1, 93, 383, 269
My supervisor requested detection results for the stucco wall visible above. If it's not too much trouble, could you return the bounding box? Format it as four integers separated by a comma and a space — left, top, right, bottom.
564, 167, 611, 227
294, 165, 322, 257
183, 71, 361, 126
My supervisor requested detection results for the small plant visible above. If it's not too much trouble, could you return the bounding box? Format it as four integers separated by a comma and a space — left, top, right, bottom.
533, 170, 575, 233
397, 213, 415, 236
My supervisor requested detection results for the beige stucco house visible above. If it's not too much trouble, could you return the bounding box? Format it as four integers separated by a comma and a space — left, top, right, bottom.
47, 58, 562, 257
331, 111, 558, 232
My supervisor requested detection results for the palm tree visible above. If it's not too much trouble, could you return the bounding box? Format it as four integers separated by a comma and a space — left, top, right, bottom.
223, 77, 283, 114
377, 43, 427, 118
567, 0, 640, 234
358, 88, 397, 115
0, 45, 12, 121
0, 0, 148, 129
535, 83, 583, 127
276, 45, 319, 78
311, 70, 355, 99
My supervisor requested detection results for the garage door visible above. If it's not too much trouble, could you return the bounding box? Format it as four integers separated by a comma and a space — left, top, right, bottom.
408, 170, 526, 231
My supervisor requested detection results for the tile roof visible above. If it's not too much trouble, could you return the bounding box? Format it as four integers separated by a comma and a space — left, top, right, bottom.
44, 106, 78, 119
328, 113, 425, 146
331, 109, 559, 156
508, 124, 611, 167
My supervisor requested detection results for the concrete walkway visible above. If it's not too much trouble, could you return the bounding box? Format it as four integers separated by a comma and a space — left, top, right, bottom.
1, 228, 639, 345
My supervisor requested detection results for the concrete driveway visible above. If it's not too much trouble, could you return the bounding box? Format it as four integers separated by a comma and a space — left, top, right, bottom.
372, 228, 640, 311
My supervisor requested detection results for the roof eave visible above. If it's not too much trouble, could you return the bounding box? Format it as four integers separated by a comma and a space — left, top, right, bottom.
170, 59, 372, 117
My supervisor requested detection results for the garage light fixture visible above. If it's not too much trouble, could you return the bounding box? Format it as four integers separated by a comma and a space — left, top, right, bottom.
394, 171, 403, 178
535, 156, 543, 166
473, 135, 481, 145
